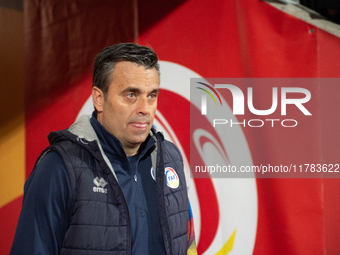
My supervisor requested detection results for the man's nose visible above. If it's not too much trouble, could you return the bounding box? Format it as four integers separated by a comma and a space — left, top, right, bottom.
137, 97, 150, 115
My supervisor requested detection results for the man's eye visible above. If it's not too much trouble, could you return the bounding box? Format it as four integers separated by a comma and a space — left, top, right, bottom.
149, 93, 157, 99
127, 93, 135, 98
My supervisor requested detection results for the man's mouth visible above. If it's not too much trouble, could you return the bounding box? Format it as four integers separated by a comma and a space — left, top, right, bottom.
130, 122, 148, 129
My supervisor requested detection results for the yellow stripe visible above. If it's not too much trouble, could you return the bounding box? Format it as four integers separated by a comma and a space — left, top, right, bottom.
215, 228, 237, 255
0, 114, 25, 208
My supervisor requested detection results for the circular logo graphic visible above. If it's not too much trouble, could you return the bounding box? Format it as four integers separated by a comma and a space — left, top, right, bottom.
165, 167, 179, 189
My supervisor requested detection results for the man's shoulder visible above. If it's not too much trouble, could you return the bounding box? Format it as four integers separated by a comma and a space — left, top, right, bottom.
27, 150, 69, 193
36, 150, 66, 173
161, 138, 183, 163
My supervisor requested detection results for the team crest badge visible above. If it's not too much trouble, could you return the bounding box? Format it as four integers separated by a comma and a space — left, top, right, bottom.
165, 167, 179, 189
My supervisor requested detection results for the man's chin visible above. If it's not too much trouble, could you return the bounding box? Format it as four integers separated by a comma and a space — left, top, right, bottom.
128, 132, 150, 144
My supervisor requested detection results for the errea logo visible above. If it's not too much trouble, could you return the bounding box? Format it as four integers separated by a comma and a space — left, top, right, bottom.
93, 177, 108, 194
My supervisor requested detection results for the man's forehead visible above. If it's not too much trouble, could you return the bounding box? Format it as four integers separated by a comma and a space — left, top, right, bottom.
109, 62, 159, 91
113, 61, 157, 73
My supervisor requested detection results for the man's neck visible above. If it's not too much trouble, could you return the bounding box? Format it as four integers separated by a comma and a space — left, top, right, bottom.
123, 146, 140, 157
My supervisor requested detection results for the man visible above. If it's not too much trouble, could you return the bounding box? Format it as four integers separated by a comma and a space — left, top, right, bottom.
11, 43, 196, 254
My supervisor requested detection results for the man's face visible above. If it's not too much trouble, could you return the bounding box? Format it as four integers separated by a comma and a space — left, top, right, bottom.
94, 61, 160, 156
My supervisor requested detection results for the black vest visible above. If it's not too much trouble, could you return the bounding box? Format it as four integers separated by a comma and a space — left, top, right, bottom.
44, 130, 189, 255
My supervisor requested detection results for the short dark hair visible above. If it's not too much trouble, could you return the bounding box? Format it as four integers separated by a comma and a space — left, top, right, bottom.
92, 43, 160, 98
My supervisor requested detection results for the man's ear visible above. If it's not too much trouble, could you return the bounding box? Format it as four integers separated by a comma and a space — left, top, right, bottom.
92, 86, 105, 112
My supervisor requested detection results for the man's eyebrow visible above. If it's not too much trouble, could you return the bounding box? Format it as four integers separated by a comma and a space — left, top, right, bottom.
150, 88, 160, 94
121, 87, 160, 94
121, 87, 141, 94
